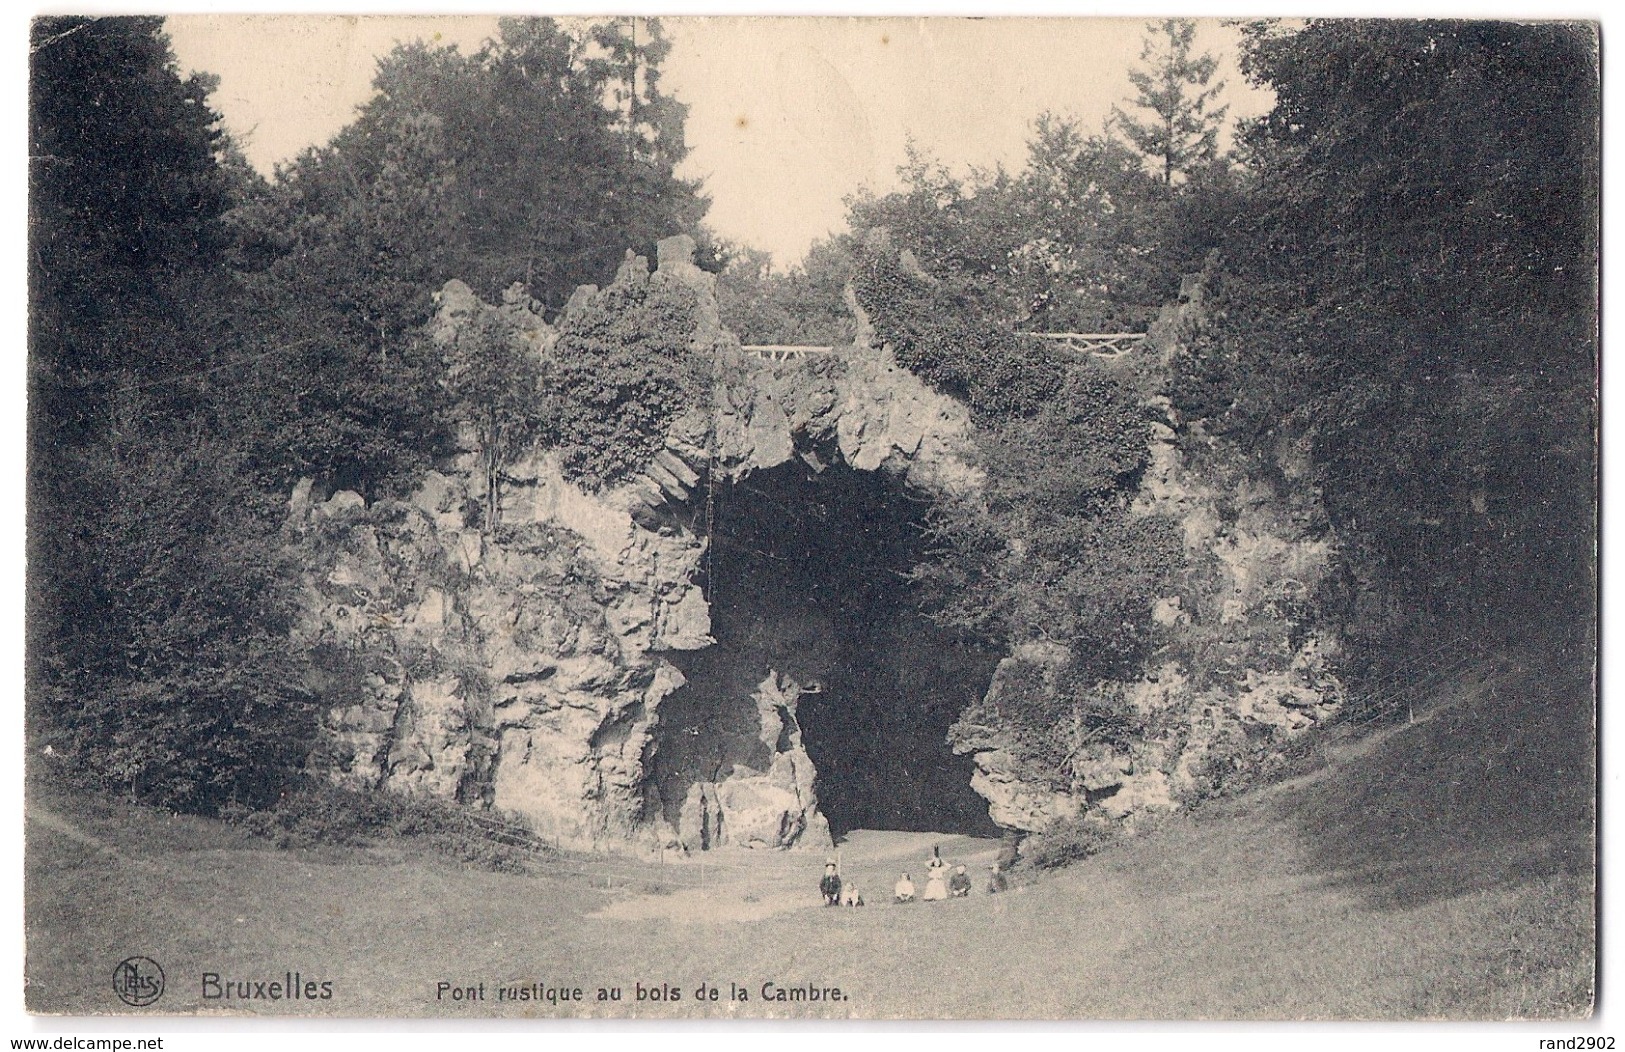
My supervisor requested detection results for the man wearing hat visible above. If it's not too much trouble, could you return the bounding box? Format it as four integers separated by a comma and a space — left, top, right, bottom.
819, 860, 843, 906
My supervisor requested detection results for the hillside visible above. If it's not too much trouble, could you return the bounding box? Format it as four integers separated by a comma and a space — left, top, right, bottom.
25, 650, 1593, 1020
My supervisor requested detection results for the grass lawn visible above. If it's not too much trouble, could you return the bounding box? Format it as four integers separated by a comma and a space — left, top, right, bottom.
25, 656, 1593, 1020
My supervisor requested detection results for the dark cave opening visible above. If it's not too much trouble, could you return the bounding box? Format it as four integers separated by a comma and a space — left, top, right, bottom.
657, 453, 1002, 841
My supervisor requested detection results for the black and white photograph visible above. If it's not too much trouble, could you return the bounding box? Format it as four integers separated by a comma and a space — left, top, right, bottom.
20, 11, 1600, 1029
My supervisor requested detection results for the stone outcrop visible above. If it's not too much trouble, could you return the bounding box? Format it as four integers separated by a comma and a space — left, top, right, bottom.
293, 235, 979, 853
289, 460, 694, 848
294, 234, 1342, 851
956, 287, 1343, 834
675, 671, 828, 850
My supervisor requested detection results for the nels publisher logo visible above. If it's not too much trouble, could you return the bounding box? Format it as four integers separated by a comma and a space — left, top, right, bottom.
112, 956, 165, 1007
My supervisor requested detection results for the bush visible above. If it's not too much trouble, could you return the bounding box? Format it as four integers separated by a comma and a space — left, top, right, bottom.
35, 427, 318, 813
236, 783, 389, 847
1025, 815, 1116, 870
542, 267, 708, 489
851, 245, 1065, 421
978, 370, 1152, 510
234, 784, 537, 872
953, 655, 1153, 795
859, 233, 1187, 800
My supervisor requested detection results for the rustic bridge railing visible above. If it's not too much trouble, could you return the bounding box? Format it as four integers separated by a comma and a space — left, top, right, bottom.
740, 344, 837, 362
740, 335, 1149, 362
1027, 332, 1148, 357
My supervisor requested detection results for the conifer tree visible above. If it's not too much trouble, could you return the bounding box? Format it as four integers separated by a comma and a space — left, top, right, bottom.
1112, 19, 1229, 186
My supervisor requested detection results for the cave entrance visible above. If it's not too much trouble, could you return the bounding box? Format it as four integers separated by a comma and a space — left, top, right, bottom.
658, 454, 1002, 841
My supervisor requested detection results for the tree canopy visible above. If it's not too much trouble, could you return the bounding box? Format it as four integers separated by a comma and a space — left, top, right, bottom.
1175, 19, 1598, 647
30, 17, 317, 809
1112, 18, 1229, 186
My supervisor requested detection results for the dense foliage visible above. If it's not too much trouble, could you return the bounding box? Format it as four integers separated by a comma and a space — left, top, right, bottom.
714, 240, 856, 346
851, 244, 1064, 418
226, 17, 708, 497
844, 125, 1237, 337
229, 784, 540, 872
29, 16, 233, 443
1173, 20, 1598, 652
542, 267, 708, 489
28, 16, 714, 814
443, 304, 547, 533
848, 232, 1182, 778
39, 425, 317, 809
29, 17, 319, 811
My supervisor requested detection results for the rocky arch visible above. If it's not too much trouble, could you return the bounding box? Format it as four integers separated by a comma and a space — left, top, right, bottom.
586, 237, 997, 851
292, 236, 995, 853
291, 236, 1345, 855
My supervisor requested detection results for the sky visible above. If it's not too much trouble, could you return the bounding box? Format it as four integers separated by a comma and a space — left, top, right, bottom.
164, 15, 1272, 267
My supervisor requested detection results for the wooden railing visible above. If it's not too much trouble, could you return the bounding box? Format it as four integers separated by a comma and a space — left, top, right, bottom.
1027, 332, 1148, 357
739, 335, 1149, 362
740, 344, 837, 362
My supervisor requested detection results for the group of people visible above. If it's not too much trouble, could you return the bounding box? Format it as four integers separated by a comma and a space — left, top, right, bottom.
819, 864, 866, 907
819, 844, 1009, 908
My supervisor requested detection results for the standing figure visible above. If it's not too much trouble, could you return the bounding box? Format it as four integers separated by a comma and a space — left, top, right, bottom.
922, 866, 948, 901
894, 873, 916, 903
819, 861, 842, 907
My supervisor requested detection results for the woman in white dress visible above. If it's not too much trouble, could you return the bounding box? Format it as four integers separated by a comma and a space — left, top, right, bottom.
923, 844, 948, 900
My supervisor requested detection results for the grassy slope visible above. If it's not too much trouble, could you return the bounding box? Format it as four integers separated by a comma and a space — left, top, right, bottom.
25, 653, 1594, 1020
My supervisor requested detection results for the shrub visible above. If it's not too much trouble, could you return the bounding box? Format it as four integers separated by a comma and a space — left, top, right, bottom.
237, 783, 390, 847
35, 429, 318, 813
234, 783, 537, 872
978, 370, 1152, 511
953, 655, 1152, 795
542, 268, 708, 489
860, 234, 1187, 799
442, 308, 546, 534
851, 245, 1064, 421
1025, 814, 1116, 869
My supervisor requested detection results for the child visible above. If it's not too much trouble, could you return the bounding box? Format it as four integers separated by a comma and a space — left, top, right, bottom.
819, 861, 842, 907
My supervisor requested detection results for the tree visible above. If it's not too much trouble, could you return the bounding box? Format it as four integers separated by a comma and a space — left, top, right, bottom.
714, 237, 856, 346
443, 303, 546, 536
41, 409, 316, 809
1015, 113, 1173, 330
30, 16, 235, 446
224, 17, 712, 498
338, 17, 709, 310
1177, 20, 1599, 645
1112, 19, 1229, 186
29, 17, 319, 811
224, 106, 460, 495
844, 117, 1219, 336
847, 145, 1035, 327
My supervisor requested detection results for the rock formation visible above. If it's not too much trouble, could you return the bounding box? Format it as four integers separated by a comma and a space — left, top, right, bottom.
291, 234, 1341, 852
953, 287, 1343, 833
291, 235, 980, 853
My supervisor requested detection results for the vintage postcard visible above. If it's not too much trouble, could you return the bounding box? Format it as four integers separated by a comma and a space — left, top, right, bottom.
22, 13, 1599, 1026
